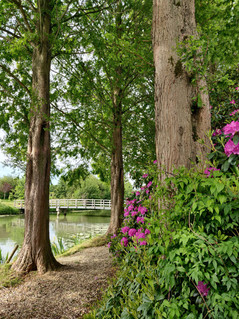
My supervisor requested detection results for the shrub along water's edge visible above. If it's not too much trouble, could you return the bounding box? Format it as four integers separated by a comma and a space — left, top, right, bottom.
0, 203, 19, 215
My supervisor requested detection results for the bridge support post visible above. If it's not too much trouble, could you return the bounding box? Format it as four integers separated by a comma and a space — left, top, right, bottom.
56, 206, 60, 217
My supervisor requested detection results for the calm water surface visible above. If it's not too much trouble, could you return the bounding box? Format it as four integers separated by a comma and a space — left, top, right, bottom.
0, 213, 110, 259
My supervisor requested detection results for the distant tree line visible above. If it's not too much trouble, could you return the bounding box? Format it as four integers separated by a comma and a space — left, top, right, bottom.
0, 174, 133, 201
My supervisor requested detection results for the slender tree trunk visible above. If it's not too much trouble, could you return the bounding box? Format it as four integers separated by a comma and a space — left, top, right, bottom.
107, 0, 124, 235
12, 0, 60, 273
153, 0, 211, 178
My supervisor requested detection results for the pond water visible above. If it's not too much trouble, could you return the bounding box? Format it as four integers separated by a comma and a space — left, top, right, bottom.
0, 213, 110, 260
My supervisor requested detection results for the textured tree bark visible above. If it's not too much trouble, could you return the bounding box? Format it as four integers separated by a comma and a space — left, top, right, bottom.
107, 0, 124, 235
107, 90, 124, 235
153, 0, 211, 178
12, 0, 60, 273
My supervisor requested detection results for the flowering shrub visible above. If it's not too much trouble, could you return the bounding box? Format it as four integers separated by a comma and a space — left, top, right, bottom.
94, 164, 239, 319
208, 90, 239, 174
108, 169, 155, 259
210, 86, 239, 129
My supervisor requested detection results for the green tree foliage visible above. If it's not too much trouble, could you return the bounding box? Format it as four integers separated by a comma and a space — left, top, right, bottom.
54, 174, 111, 199
53, 0, 155, 179
11, 177, 25, 200
178, 0, 239, 107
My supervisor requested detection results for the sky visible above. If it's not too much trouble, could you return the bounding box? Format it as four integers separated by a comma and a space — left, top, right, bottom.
0, 148, 23, 178
0, 148, 60, 184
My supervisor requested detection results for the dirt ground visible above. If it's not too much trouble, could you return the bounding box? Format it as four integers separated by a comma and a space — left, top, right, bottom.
0, 246, 115, 319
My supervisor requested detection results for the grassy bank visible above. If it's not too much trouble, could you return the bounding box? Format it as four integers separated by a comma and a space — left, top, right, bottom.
57, 235, 108, 257
50, 209, 111, 217
0, 264, 23, 288
0, 200, 15, 207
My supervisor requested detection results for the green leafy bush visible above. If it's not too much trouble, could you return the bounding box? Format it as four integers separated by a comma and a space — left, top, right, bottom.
89, 166, 239, 319
0, 203, 19, 215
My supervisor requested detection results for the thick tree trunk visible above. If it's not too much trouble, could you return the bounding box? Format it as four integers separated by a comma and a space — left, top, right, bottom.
107, 99, 124, 235
153, 0, 211, 178
12, 0, 60, 273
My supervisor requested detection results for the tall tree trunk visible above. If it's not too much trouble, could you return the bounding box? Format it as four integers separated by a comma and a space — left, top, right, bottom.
108, 91, 124, 235
153, 0, 211, 178
12, 0, 60, 273
107, 0, 124, 235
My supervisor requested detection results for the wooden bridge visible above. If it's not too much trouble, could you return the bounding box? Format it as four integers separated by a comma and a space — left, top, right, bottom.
14, 198, 111, 213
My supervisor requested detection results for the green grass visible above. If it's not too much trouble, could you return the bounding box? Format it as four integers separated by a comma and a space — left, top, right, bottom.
0, 264, 23, 288
0, 199, 15, 207
57, 235, 108, 257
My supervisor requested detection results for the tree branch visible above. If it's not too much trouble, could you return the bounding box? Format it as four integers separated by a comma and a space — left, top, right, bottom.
0, 27, 21, 39
51, 102, 111, 154
0, 64, 31, 96
9, 0, 33, 33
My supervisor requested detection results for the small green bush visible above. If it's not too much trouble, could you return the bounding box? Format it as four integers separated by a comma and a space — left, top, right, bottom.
0, 203, 19, 215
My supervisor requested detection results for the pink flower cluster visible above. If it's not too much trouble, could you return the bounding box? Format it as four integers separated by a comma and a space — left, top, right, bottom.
196, 281, 210, 297
204, 167, 220, 178
108, 170, 154, 251
223, 121, 239, 136
230, 109, 239, 116
223, 121, 239, 156
212, 128, 222, 137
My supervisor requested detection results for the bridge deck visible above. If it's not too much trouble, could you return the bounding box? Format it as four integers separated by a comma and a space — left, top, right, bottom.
14, 199, 111, 210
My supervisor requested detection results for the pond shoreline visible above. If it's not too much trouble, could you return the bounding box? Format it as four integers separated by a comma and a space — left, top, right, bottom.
0, 213, 110, 262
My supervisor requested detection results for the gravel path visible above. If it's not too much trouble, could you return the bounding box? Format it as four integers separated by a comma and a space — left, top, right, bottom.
0, 246, 114, 319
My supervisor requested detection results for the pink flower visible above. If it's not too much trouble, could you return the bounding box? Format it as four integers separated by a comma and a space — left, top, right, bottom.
107, 242, 111, 248
128, 204, 134, 212
136, 216, 145, 224
111, 234, 117, 239
145, 229, 151, 235
223, 121, 239, 136
212, 128, 222, 136
236, 87, 239, 91
135, 191, 140, 196
147, 181, 152, 188
121, 226, 130, 234
131, 211, 138, 217
128, 228, 137, 237
142, 174, 148, 178
136, 232, 145, 239
224, 138, 239, 156
121, 237, 128, 247
153, 160, 157, 164
146, 189, 149, 194
141, 186, 145, 190
230, 109, 239, 116
197, 281, 210, 297
230, 100, 236, 104
204, 167, 220, 177
138, 206, 148, 215
124, 211, 129, 217
139, 241, 147, 246
210, 105, 213, 109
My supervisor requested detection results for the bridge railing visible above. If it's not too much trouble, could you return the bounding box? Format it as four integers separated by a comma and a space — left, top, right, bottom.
14, 198, 111, 210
